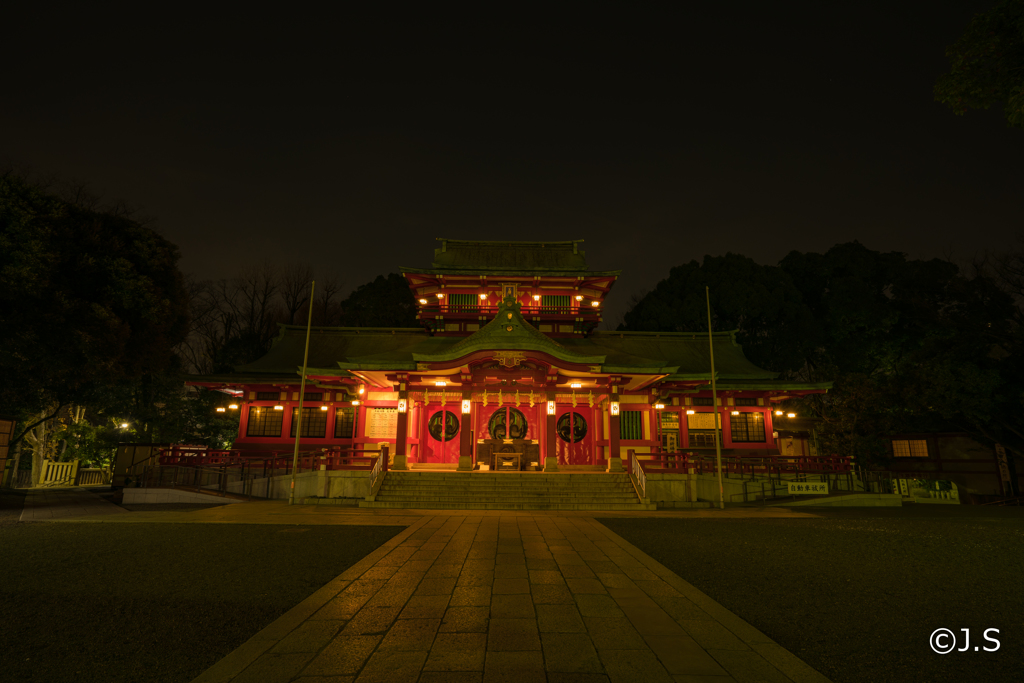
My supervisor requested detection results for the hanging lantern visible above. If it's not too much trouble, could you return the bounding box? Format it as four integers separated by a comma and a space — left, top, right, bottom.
547, 401, 556, 416
461, 399, 471, 414
397, 398, 407, 413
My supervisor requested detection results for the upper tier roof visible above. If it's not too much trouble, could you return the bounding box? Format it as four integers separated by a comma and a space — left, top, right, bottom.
405, 238, 596, 273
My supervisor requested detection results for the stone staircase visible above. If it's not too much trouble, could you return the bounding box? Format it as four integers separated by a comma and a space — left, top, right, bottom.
360, 471, 656, 511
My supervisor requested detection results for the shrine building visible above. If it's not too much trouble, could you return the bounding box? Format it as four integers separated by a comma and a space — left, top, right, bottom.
191, 239, 830, 469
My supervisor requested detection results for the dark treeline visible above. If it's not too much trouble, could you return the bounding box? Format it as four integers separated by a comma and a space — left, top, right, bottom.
180, 267, 416, 375
0, 172, 415, 482
619, 242, 1024, 466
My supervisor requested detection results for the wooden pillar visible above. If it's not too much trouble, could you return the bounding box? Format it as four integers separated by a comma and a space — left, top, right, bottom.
458, 390, 473, 470
394, 383, 409, 469
609, 386, 621, 463
544, 390, 558, 471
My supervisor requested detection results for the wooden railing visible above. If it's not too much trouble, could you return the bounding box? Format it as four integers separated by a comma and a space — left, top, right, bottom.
157, 445, 389, 473
629, 450, 853, 477
368, 445, 389, 496
631, 453, 647, 501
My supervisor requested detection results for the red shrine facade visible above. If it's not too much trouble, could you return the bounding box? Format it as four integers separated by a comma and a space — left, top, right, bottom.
191, 239, 829, 468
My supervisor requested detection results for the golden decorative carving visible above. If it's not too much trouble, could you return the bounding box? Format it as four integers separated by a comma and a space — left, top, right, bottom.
494, 351, 526, 368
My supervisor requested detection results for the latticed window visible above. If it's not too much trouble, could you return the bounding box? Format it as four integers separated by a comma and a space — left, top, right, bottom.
256, 391, 280, 401
735, 397, 758, 406
541, 295, 571, 313
730, 412, 766, 443
692, 397, 714, 406
246, 406, 283, 437
303, 392, 322, 401
334, 407, 356, 438
686, 412, 720, 447
291, 407, 327, 438
620, 411, 643, 440
892, 439, 928, 458
448, 293, 478, 313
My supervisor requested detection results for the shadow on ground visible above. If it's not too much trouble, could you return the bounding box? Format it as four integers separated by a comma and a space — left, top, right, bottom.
0, 499, 403, 683
599, 506, 1024, 683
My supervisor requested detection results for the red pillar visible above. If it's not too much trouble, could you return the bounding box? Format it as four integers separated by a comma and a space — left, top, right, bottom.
609, 387, 621, 463
395, 389, 408, 457
545, 390, 557, 464
460, 391, 472, 464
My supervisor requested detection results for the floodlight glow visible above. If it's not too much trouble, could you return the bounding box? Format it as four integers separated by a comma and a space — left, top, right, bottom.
731, 410, 739, 415
320, 405, 328, 411
436, 292, 444, 298
120, 422, 129, 428
435, 381, 447, 387
419, 298, 428, 304
775, 410, 783, 415
686, 409, 695, 415
591, 301, 600, 307
533, 294, 541, 301
787, 412, 796, 418
569, 382, 582, 389
479, 293, 487, 300
655, 403, 666, 410
351, 400, 360, 406
228, 404, 238, 410
216, 407, 226, 413
575, 295, 583, 301
273, 405, 283, 411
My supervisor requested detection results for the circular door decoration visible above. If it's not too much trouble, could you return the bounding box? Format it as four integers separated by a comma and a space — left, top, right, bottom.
427, 410, 460, 442
488, 407, 528, 440
556, 412, 588, 443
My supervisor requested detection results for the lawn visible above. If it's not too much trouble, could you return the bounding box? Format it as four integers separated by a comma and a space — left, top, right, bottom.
599, 506, 1024, 683
0, 491, 402, 683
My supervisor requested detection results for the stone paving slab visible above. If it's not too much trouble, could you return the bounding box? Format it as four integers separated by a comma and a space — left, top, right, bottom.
186, 512, 832, 683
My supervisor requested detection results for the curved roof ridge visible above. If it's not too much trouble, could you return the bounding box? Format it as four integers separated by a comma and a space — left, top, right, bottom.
412, 296, 605, 364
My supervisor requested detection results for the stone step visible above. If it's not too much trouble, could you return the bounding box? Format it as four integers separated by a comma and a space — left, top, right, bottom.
359, 500, 657, 511
376, 481, 630, 491
375, 493, 641, 503
382, 479, 622, 483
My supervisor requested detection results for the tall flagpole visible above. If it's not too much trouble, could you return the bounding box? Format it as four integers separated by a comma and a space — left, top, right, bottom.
288, 280, 316, 506
706, 286, 725, 510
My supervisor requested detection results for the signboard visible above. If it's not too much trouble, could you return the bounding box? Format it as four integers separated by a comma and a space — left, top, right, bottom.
787, 481, 829, 495
365, 408, 397, 439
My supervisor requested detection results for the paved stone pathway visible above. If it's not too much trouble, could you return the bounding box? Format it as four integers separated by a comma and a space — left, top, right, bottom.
193, 513, 831, 683
19, 486, 127, 521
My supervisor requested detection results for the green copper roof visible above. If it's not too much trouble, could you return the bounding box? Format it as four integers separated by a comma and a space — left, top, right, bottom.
217, 317, 820, 390
414, 238, 592, 272
411, 296, 605, 365
233, 326, 430, 374
560, 331, 777, 380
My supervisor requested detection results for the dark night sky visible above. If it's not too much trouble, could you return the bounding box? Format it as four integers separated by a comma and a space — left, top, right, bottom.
4, 3, 1021, 327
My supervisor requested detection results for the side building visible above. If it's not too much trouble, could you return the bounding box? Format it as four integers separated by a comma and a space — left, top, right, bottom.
189, 239, 831, 468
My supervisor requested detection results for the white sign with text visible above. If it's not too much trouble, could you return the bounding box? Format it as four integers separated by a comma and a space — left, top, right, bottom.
787, 482, 829, 495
